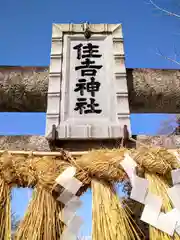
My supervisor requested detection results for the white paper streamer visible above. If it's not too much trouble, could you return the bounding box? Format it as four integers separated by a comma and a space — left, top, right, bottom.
168, 185, 180, 211
141, 204, 159, 226
124, 153, 137, 169
66, 196, 83, 211
120, 153, 148, 204
57, 189, 74, 204
120, 153, 137, 183
67, 216, 84, 235
130, 176, 149, 204
56, 167, 83, 239
141, 208, 177, 236
59, 197, 83, 224
141, 192, 162, 226
157, 212, 177, 236
144, 192, 162, 209
171, 169, 180, 185
60, 228, 77, 240
120, 153, 180, 237
65, 177, 83, 195
176, 226, 180, 236
165, 209, 180, 235
120, 153, 177, 236
174, 208, 180, 235
60, 208, 76, 225
56, 166, 76, 186
165, 169, 180, 236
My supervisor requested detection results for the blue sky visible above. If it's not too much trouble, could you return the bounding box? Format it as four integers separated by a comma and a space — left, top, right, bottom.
1, 0, 180, 237
0, 0, 180, 68
0, 113, 176, 136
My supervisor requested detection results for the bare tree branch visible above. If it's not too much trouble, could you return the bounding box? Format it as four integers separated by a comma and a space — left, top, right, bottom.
148, 1, 180, 65
149, 0, 180, 18
156, 49, 180, 65
173, 44, 179, 60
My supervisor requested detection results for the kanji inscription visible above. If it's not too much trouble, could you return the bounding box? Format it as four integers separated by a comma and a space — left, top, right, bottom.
73, 43, 103, 115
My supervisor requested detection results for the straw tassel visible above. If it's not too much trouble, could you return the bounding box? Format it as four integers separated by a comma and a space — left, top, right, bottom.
15, 187, 64, 240
92, 180, 142, 240
0, 147, 178, 239
0, 179, 11, 240
145, 173, 180, 240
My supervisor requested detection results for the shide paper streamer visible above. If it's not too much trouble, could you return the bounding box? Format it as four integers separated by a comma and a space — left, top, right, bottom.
54, 154, 180, 239
120, 153, 180, 237
167, 169, 180, 235
55, 167, 83, 240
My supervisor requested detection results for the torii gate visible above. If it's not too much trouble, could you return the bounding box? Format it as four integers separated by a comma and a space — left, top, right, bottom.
0, 23, 180, 240
0, 23, 180, 150
0, 23, 180, 149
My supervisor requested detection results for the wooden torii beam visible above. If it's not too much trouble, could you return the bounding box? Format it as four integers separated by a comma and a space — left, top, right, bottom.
0, 67, 180, 113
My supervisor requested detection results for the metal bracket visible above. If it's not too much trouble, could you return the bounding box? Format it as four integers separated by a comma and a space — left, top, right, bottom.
49, 124, 59, 151
123, 125, 129, 147
82, 22, 92, 39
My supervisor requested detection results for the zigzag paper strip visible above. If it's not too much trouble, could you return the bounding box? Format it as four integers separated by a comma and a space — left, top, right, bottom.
55, 167, 83, 240
167, 169, 180, 235
120, 153, 179, 237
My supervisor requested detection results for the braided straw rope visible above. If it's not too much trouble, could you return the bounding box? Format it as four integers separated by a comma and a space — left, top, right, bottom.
0, 147, 178, 239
